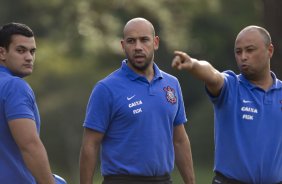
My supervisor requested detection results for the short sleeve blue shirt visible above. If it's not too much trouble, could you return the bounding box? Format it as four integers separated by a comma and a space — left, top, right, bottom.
0, 66, 40, 184
207, 70, 282, 184
84, 60, 187, 176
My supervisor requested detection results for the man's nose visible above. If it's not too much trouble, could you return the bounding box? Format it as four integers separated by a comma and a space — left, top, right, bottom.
25, 52, 34, 61
241, 51, 248, 61
135, 40, 142, 50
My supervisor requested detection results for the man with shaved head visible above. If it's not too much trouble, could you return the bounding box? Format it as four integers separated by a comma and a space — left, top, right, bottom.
172, 25, 282, 183
80, 17, 195, 184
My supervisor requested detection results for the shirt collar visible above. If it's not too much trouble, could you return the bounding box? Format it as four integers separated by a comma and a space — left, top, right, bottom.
239, 72, 282, 90
0, 65, 13, 75
121, 59, 163, 82
271, 72, 282, 89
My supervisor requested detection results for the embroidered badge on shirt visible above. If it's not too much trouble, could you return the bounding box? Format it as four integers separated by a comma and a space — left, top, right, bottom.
163, 86, 177, 104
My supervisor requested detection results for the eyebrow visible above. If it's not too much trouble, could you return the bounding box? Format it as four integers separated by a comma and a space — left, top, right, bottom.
235, 44, 256, 50
16, 45, 36, 50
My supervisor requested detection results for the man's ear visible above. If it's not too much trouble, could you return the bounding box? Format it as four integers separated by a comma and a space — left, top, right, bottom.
153, 36, 159, 51
121, 40, 125, 50
268, 43, 274, 58
0, 47, 7, 62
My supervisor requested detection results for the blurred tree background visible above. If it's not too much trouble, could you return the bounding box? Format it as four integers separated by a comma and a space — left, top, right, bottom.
1, 0, 281, 183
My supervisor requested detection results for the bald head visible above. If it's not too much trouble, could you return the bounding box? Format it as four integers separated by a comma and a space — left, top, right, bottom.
123, 18, 155, 38
236, 25, 272, 47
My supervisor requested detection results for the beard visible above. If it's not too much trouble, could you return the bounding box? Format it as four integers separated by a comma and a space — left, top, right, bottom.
127, 52, 154, 71
128, 59, 151, 71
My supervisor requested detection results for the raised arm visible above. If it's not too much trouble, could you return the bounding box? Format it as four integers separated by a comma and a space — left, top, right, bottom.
172, 51, 224, 96
9, 118, 55, 184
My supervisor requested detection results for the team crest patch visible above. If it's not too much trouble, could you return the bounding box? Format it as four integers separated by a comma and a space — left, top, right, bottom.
163, 86, 177, 104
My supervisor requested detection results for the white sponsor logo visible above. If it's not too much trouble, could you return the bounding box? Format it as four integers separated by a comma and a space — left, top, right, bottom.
127, 95, 136, 100
242, 99, 252, 103
241, 106, 258, 113
241, 105, 258, 121
242, 114, 254, 120
128, 100, 142, 108
133, 108, 142, 114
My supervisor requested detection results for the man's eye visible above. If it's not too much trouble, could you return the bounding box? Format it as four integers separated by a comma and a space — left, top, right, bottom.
17, 49, 25, 53
30, 49, 36, 55
246, 48, 255, 52
127, 39, 135, 44
141, 38, 149, 42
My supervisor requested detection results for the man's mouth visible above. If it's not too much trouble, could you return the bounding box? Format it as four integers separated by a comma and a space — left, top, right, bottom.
241, 64, 248, 69
23, 64, 33, 69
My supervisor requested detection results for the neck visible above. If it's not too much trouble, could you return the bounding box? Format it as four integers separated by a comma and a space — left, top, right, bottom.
247, 72, 273, 91
128, 62, 155, 82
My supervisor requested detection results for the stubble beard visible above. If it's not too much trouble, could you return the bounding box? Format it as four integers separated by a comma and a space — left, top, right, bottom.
128, 53, 154, 72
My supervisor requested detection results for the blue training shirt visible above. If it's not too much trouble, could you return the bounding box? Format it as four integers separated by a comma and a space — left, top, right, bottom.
0, 66, 40, 184
84, 60, 187, 176
208, 70, 282, 184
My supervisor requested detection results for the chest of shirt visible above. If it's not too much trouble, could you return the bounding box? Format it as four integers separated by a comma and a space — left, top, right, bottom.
108, 79, 180, 122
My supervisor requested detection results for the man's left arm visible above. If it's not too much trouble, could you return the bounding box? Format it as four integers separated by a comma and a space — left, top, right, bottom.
173, 124, 195, 184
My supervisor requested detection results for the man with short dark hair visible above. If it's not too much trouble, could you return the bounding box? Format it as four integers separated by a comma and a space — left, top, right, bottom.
0, 22, 55, 184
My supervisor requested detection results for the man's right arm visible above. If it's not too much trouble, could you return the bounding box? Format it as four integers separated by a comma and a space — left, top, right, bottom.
79, 128, 104, 184
172, 51, 224, 97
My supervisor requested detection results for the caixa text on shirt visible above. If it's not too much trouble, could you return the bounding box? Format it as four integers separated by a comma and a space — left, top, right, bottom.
241, 106, 258, 120
128, 100, 143, 114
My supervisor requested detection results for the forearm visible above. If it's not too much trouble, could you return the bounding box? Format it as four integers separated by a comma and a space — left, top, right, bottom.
189, 59, 224, 96
189, 59, 221, 84
21, 140, 54, 184
79, 145, 98, 184
172, 51, 224, 96
174, 137, 195, 184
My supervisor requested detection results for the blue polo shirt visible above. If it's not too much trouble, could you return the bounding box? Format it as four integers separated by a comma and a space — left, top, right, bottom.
208, 70, 282, 184
0, 66, 39, 184
84, 60, 187, 176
